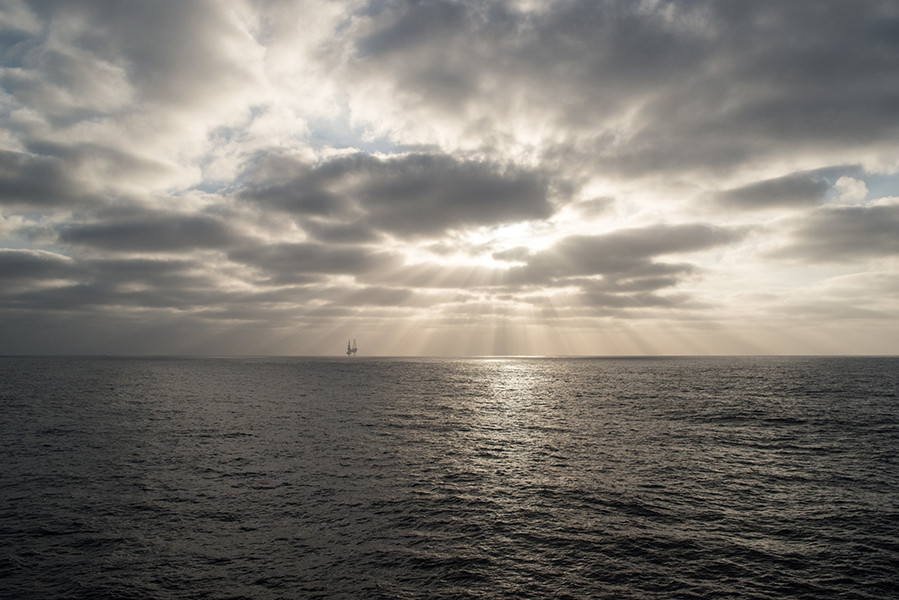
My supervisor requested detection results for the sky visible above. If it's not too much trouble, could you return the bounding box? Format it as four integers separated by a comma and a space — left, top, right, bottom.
1, 0, 899, 356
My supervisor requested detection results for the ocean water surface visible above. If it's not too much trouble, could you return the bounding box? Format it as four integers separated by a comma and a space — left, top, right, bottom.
1, 356, 897, 599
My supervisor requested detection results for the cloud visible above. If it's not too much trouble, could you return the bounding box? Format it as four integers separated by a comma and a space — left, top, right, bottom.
228, 241, 403, 284
773, 204, 899, 262
0, 250, 248, 327
241, 152, 554, 238
492, 246, 531, 263
518, 224, 742, 282
352, 153, 553, 235
0, 248, 77, 280
716, 171, 831, 210
299, 219, 382, 244
344, 1, 899, 175
7, 0, 266, 117
497, 223, 743, 314
0, 150, 91, 208
830, 176, 869, 206
0, 0, 270, 199
1, 1, 898, 355
0, 141, 184, 210
332, 284, 413, 307
58, 211, 238, 252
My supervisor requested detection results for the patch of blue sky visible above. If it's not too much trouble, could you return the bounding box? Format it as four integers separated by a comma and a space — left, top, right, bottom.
307, 116, 404, 156
818, 170, 899, 205
816, 165, 868, 203
0, 220, 59, 252
0, 235, 31, 250
863, 171, 899, 200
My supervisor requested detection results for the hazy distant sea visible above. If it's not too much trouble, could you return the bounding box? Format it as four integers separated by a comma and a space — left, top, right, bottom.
1, 356, 897, 599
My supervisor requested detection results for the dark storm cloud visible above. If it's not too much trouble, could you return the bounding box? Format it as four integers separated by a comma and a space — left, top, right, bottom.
356, 153, 552, 235
87, 257, 197, 280
0, 248, 78, 280
0, 253, 395, 329
0, 150, 89, 208
774, 204, 899, 262
58, 212, 237, 252
0, 251, 232, 315
238, 152, 347, 218
300, 220, 382, 244
357, 0, 468, 57
0, 252, 183, 291
81, 258, 234, 307
716, 171, 832, 210
9, 281, 153, 312
241, 152, 553, 238
0, 243, 405, 322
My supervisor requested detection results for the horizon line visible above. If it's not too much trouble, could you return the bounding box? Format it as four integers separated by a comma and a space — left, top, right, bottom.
1, 353, 897, 359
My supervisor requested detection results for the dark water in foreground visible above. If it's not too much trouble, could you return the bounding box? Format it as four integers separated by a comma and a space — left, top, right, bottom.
1, 356, 897, 599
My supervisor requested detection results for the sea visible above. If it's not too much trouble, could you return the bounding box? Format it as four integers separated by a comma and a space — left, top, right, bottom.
1, 356, 897, 599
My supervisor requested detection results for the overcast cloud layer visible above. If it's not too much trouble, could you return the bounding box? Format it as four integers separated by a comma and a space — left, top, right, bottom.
1, 0, 898, 355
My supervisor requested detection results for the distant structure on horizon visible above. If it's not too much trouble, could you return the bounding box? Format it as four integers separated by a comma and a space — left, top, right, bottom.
346, 339, 357, 356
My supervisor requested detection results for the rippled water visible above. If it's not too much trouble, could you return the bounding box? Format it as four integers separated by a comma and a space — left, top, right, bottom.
1, 356, 897, 599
